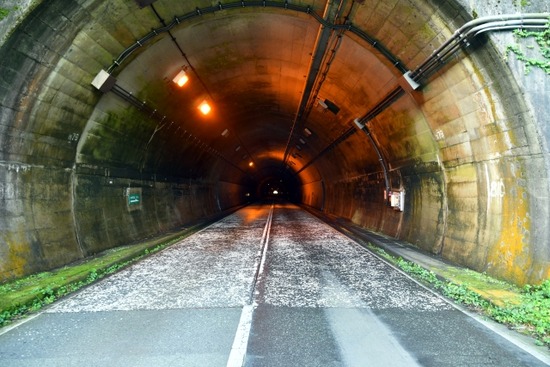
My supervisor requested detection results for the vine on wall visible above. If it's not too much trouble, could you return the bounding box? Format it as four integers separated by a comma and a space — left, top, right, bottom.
506, 18, 550, 74
0, 8, 10, 21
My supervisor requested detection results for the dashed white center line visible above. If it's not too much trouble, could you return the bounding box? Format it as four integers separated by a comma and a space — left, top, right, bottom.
226, 204, 274, 367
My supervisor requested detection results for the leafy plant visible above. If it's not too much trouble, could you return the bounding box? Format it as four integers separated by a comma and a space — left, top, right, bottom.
506, 18, 550, 74
367, 243, 550, 347
0, 8, 9, 21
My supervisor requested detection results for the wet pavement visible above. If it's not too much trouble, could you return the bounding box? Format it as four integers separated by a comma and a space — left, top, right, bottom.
0, 203, 548, 366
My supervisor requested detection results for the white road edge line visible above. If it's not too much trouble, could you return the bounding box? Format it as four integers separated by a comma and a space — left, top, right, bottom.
345, 232, 550, 365
299, 209, 550, 365
0, 313, 41, 336
226, 204, 274, 367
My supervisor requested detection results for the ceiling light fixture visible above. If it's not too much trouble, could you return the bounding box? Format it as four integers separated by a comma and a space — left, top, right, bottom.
198, 100, 211, 115
172, 69, 189, 87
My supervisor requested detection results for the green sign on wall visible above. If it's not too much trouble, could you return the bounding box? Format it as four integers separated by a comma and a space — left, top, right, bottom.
126, 187, 142, 212
128, 193, 141, 205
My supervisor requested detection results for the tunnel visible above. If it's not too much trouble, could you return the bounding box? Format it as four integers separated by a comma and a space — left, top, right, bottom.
0, 0, 549, 287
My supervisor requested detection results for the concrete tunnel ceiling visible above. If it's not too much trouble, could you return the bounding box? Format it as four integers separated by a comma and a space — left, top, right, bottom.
0, 0, 549, 286
87, 2, 401, 187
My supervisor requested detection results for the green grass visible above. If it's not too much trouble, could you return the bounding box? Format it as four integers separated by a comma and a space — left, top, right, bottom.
0, 206, 241, 328
0, 230, 195, 327
367, 244, 550, 348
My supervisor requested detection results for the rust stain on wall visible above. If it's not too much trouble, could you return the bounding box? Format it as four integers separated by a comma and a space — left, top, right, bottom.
1, 233, 31, 280
486, 184, 532, 285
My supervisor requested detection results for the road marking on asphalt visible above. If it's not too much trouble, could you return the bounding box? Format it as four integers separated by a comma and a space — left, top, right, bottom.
226, 304, 254, 367
0, 313, 41, 336
227, 204, 274, 367
255, 205, 273, 297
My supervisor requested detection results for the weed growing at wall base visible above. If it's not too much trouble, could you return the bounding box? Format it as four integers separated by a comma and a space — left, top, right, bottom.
0, 234, 188, 327
489, 280, 550, 345
367, 243, 550, 348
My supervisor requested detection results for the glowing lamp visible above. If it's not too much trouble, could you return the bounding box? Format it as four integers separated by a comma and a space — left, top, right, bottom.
198, 100, 211, 115
248, 161, 254, 167
172, 70, 189, 87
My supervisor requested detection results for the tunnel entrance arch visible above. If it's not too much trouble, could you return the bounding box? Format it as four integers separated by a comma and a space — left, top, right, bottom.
0, 0, 548, 287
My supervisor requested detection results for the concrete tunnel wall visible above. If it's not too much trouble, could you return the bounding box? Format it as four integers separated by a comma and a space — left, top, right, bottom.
0, 0, 549, 285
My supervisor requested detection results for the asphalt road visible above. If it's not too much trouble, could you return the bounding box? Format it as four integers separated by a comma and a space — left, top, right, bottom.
0, 203, 547, 366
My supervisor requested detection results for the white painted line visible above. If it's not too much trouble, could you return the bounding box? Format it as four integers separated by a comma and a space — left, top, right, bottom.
256, 205, 273, 292
346, 230, 550, 365
226, 304, 254, 367
226, 205, 274, 367
0, 313, 41, 336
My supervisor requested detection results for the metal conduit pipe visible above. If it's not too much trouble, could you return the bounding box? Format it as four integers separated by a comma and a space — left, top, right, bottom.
107, 1, 406, 75
295, 83, 404, 186
309, 11, 407, 72
282, 0, 338, 167
411, 13, 549, 81
356, 123, 392, 205
295, 13, 548, 194
150, 3, 213, 100
295, 126, 357, 175
282, 0, 361, 168
414, 24, 548, 80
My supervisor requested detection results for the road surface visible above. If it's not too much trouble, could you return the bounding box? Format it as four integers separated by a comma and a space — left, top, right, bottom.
0, 203, 547, 366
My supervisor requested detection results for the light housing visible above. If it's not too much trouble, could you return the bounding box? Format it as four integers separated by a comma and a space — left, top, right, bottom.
172, 69, 189, 87
198, 100, 212, 115
91, 70, 116, 93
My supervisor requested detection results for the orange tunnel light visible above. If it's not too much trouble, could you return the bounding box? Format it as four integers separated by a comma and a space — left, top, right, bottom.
198, 100, 211, 115
172, 70, 189, 87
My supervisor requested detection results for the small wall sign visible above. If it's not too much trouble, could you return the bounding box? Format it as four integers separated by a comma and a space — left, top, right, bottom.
126, 187, 142, 211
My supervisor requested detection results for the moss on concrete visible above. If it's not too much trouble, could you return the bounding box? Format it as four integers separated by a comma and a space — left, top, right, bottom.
79, 108, 153, 167
0, 225, 202, 326
424, 264, 522, 306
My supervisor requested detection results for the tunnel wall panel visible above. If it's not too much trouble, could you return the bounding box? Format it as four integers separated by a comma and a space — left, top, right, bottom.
346, 174, 386, 231
73, 173, 227, 256
322, 174, 400, 237
401, 165, 446, 254
218, 181, 247, 210
0, 165, 82, 280
300, 180, 324, 209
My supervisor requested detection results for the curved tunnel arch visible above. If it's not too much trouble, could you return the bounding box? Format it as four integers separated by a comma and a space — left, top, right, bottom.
0, 0, 549, 286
